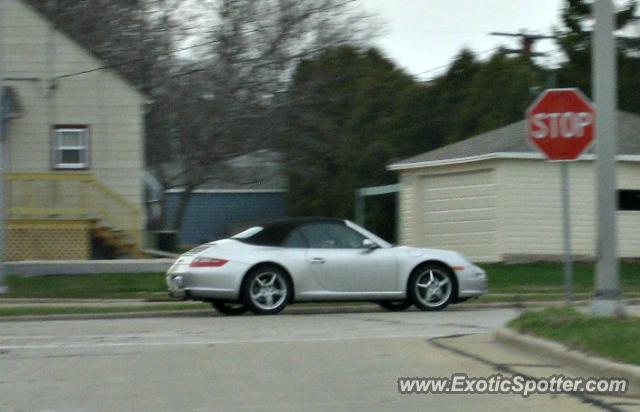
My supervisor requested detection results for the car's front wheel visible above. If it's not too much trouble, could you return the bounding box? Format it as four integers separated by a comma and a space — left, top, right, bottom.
377, 300, 412, 311
242, 266, 290, 315
408, 263, 455, 311
210, 301, 248, 315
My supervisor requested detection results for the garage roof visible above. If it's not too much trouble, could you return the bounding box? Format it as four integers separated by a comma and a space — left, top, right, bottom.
389, 111, 640, 170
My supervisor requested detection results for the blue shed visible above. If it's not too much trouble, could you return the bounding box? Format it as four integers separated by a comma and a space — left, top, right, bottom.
164, 189, 287, 246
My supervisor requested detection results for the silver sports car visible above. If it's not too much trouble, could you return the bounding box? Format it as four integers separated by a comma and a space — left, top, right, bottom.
166, 218, 488, 315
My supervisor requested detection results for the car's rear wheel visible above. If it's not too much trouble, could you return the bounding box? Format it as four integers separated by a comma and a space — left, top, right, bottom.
210, 301, 248, 315
242, 266, 290, 315
408, 263, 455, 311
377, 300, 412, 311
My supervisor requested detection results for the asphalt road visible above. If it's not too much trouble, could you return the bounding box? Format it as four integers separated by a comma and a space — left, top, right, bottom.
1, 308, 638, 412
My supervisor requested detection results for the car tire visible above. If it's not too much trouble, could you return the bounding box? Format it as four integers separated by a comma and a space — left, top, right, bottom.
210, 301, 249, 315
377, 300, 412, 311
408, 263, 456, 311
242, 266, 291, 315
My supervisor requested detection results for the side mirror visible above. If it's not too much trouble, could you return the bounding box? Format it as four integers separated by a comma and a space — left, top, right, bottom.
362, 239, 379, 250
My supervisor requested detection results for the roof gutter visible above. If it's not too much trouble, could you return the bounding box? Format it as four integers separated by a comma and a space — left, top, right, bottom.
165, 188, 286, 194
387, 152, 640, 171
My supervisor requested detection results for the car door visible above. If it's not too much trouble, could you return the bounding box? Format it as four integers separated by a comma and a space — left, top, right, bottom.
299, 223, 398, 293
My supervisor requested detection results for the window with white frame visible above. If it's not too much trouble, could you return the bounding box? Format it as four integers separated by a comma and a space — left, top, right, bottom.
53, 126, 89, 169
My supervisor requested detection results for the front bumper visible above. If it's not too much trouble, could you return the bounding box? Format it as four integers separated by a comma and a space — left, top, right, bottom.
456, 264, 488, 298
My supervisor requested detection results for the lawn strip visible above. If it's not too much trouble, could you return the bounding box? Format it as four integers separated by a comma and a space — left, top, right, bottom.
508, 307, 640, 366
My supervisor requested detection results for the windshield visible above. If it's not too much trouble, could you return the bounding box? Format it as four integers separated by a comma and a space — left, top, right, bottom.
345, 220, 392, 248
231, 226, 264, 239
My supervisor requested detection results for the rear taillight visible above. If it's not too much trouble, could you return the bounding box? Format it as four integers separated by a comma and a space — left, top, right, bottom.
190, 257, 229, 268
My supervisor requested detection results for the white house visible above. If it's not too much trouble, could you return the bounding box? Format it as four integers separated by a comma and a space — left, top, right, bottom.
1, 0, 146, 260
388, 112, 640, 263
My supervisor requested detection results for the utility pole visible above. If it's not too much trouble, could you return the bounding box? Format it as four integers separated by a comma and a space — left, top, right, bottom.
591, 0, 624, 316
0, 0, 7, 295
489, 31, 555, 58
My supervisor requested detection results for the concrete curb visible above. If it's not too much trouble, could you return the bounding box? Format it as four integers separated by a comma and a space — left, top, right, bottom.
0, 300, 636, 322
0, 302, 509, 321
0, 304, 390, 322
4, 297, 633, 307
495, 328, 640, 393
0, 310, 213, 322
0, 301, 617, 323
0, 298, 171, 304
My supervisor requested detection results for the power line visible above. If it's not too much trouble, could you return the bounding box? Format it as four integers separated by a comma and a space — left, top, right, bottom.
415, 45, 568, 85
56, 38, 221, 80
413, 47, 501, 79
53, 0, 348, 81
393, 29, 494, 34
53, 26, 567, 89
392, 27, 550, 35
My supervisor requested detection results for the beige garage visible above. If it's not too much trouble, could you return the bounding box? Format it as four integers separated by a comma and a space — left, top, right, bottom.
418, 168, 497, 261
389, 112, 640, 263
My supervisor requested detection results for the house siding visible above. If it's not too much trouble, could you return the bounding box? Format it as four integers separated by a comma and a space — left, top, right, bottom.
498, 159, 640, 259
4, 0, 145, 213
618, 163, 640, 258
164, 192, 288, 246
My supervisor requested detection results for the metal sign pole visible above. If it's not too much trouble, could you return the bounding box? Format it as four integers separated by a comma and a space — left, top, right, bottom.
560, 161, 573, 305
592, 0, 623, 316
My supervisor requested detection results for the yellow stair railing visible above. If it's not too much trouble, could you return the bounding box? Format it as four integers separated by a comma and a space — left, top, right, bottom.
6, 172, 143, 250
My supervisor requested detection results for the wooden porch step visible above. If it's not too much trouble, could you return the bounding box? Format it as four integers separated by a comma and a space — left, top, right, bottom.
91, 221, 145, 258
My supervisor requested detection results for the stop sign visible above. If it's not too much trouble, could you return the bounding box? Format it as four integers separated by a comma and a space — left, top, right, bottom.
526, 88, 596, 160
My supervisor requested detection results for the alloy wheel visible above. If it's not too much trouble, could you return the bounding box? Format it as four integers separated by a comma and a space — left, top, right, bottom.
248, 271, 288, 311
413, 268, 453, 309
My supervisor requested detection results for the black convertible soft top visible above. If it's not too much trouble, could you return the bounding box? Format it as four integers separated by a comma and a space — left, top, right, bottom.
233, 217, 346, 246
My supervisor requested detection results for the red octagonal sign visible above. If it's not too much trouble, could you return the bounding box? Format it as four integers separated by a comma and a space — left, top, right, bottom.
526, 88, 596, 161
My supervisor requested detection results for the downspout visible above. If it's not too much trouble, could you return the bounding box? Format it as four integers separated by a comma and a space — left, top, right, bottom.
0, 0, 7, 293
46, 1, 58, 163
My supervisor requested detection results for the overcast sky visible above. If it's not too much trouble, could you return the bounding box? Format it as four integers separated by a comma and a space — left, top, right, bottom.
361, 0, 566, 80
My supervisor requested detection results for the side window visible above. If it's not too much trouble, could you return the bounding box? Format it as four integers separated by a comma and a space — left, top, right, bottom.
299, 223, 367, 249
282, 229, 308, 248
619, 190, 640, 211
53, 126, 89, 169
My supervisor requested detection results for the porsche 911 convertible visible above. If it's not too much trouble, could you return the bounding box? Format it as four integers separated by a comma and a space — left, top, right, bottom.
166, 218, 487, 315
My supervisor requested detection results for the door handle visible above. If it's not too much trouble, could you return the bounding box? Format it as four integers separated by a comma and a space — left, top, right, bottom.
310, 257, 326, 264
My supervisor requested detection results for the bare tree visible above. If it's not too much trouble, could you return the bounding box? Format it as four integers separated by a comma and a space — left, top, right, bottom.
151, 0, 376, 231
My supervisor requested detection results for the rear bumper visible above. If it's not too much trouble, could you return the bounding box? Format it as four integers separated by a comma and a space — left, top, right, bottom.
167, 287, 187, 299
166, 261, 250, 301
166, 274, 242, 300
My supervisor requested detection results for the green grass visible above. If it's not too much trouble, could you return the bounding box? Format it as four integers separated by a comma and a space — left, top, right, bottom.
0, 302, 210, 317
509, 307, 640, 366
5, 272, 167, 299
3, 261, 639, 300
476, 293, 640, 304
482, 261, 640, 293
